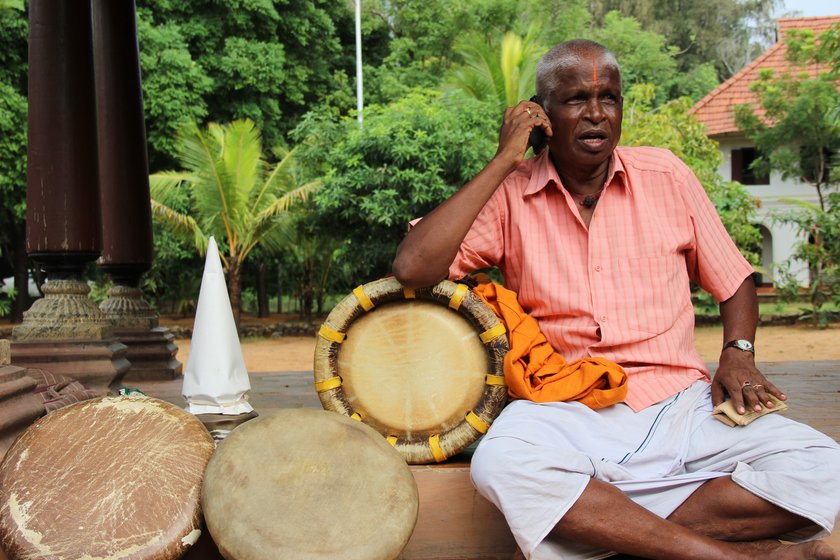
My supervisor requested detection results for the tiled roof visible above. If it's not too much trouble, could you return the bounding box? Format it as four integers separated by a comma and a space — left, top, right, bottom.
689, 16, 839, 137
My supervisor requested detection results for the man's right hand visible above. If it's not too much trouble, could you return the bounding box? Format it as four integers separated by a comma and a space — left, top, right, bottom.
393, 101, 550, 289
495, 100, 553, 169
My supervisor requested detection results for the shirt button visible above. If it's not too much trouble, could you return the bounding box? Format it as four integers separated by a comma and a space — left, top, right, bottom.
600, 315, 608, 322
594, 265, 602, 272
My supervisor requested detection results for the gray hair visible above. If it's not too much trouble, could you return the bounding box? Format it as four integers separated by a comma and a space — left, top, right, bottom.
535, 40, 621, 108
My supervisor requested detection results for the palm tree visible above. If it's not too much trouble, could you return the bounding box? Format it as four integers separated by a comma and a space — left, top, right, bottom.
447, 28, 544, 111
149, 119, 319, 331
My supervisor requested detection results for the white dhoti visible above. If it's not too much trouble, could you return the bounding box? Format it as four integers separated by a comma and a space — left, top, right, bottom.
470, 380, 840, 559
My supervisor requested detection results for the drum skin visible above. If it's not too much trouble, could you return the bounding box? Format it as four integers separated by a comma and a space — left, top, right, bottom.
314, 278, 509, 464
0, 396, 215, 560
202, 408, 419, 560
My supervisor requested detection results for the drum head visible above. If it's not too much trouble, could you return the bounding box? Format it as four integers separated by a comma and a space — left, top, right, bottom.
0, 396, 215, 560
340, 300, 486, 435
202, 409, 418, 560
314, 278, 509, 464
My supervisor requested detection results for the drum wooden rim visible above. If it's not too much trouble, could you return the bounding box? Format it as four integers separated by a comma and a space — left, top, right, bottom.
314, 277, 509, 464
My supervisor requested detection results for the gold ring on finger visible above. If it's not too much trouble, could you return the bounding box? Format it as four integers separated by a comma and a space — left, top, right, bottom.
741, 381, 752, 388
526, 107, 533, 116
753, 384, 764, 390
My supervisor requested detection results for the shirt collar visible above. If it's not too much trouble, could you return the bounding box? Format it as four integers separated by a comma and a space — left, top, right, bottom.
523, 148, 630, 197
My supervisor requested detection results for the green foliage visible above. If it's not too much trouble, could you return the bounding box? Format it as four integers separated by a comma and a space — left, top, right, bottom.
589, 0, 780, 79
274, 209, 344, 321
771, 194, 840, 327
592, 12, 718, 104
136, 0, 355, 170
734, 25, 840, 212
622, 84, 761, 265
150, 119, 319, 327
447, 28, 544, 111
136, 16, 213, 170
294, 90, 498, 285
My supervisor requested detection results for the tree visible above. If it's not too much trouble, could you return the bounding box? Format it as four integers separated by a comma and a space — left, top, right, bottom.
735, 25, 840, 211
446, 28, 544, 111
136, 0, 356, 170
771, 195, 840, 327
149, 119, 319, 330
293, 90, 498, 287
734, 23, 840, 325
589, 0, 780, 79
0, 1, 30, 322
591, 12, 719, 104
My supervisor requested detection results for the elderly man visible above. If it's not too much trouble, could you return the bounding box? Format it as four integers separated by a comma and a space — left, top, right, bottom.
392, 39, 840, 559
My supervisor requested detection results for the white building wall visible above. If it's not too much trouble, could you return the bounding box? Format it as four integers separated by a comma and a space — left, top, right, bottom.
715, 136, 816, 285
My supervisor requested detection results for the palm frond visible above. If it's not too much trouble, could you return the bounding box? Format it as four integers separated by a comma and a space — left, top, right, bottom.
223, 119, 264, 206
241, 181, 321, 257
148, 171, 197, 205
150, 199, 208, 255
254, 146, 300, 212
178, 123, 237, 243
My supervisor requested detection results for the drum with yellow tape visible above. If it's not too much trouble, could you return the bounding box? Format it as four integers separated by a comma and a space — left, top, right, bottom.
314, 277, 509, 464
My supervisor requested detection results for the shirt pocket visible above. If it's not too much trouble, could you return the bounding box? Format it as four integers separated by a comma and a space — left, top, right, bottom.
615, 254, 684, 335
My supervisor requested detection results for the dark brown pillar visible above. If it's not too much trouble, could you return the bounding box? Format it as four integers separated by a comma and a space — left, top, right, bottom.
25, 0, 101, 275
11, 0, 129, 392
92, 0, 181, 380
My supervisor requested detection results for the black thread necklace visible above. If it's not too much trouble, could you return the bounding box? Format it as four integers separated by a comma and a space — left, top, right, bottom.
568, 186, 605, 208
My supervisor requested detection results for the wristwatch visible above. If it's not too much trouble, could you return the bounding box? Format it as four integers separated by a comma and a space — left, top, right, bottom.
723, 339, 755, 354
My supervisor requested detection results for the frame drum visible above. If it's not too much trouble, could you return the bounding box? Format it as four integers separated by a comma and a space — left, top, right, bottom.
0, 396, 215, 560
201, 409, 419, 560
314, 278, 509, 464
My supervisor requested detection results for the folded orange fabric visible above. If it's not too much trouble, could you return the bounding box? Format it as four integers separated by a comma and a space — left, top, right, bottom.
472, 280, 628, 409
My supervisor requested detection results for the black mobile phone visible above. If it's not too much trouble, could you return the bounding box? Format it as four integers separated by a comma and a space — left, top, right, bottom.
528, 95, 547, 153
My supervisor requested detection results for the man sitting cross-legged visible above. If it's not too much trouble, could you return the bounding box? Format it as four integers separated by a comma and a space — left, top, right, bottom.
392, 39, 840, 560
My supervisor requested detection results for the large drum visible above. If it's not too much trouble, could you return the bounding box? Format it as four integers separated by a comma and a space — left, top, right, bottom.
202, 408, 419, 560
314, 278, 510, 464
0, 396, 215, 560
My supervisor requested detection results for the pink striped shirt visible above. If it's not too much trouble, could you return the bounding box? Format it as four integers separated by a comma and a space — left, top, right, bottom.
449, 146, 754, 411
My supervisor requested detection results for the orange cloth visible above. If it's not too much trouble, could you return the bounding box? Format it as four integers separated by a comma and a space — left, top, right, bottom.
473, 280, 628, 409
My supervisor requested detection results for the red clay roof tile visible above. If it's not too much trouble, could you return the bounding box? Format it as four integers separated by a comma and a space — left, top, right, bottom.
689, 16, 839, 137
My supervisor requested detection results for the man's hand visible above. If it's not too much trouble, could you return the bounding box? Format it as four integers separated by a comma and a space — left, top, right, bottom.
494, 100, 553, 168
711, 348, 787, 415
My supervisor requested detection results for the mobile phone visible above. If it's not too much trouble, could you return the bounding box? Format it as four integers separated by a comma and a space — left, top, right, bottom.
528, 95, 548, 153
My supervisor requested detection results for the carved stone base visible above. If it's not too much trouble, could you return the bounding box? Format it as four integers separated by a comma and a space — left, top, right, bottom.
10, 339, 130, 392
12, 278, 112, 341
99, 284, 158, 330
0, 364, 43, 461
117, 326, 183, 382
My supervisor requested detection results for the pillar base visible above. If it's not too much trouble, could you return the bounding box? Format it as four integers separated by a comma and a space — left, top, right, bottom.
0, 364, 43, 461
10, 339, 130, 392
12, 278, 112, 341
117, 326, 182, 382
99, 285, 183, 382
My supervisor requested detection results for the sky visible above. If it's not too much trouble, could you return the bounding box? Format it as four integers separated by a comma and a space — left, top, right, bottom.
776, 0, 840, 18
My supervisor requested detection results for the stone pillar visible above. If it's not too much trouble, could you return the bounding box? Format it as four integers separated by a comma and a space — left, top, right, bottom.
91, 0, 181, 381
11, 0, 129, 392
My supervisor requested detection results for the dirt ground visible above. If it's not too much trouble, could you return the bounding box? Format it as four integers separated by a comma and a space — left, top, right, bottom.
174, 324, 840, 373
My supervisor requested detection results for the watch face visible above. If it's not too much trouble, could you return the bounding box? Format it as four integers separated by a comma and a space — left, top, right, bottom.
728, 339, 754, 352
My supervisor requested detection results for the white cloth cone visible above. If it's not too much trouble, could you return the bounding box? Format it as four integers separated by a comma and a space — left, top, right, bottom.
182, 237, 254, 414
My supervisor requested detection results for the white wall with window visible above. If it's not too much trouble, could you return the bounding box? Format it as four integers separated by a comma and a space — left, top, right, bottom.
715, 137, 816, 285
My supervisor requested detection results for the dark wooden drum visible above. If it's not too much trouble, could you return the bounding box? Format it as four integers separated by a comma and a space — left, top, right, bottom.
0, 396, 215, 560
201, 408, 419, 560
314, 278, 510, 464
